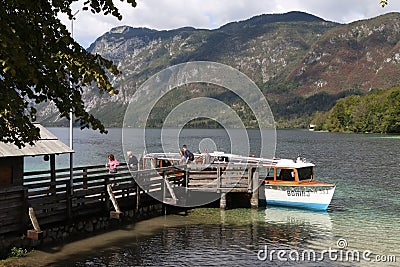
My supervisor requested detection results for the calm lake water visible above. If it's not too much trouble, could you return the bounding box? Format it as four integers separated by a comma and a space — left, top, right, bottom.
21, 128, 399, 266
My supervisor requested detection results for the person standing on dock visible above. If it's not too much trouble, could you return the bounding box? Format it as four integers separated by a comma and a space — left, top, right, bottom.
202, 149, 211, 165
182, 145, 194, 164
107, 154, 119, 173
127, 151, 138, 171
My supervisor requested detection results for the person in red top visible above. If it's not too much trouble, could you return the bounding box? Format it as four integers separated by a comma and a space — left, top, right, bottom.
107, 153, 119, 173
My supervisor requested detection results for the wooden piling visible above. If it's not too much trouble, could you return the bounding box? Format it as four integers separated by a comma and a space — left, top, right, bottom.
250, 169, 259, 208
136, 184, 140, 213
217, 167, 221, 193
220, 192, 227, 209
247, 167, 253, 192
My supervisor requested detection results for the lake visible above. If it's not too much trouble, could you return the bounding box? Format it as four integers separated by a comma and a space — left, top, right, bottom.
21, 128, 399, 266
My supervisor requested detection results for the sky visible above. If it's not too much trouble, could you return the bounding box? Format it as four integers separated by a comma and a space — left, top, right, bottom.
59, 0, 400, 48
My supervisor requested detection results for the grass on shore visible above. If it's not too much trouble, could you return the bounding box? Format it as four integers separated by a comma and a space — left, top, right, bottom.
0, 247, 31, 267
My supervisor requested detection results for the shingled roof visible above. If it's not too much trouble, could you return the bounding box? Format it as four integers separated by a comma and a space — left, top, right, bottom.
0, 124, 74, 157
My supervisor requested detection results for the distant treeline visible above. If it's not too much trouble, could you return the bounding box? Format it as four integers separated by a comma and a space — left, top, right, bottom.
311, 87, 400, 133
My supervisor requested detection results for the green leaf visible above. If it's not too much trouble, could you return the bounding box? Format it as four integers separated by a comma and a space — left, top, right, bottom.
0, 0, 137, 147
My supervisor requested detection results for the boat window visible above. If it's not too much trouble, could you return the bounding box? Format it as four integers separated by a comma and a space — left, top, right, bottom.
265, 168, 274, 180
275, 168, 281, 180
278, 169, 295, 181
297, 167, 313, 181
159, 160, 172, 167
217, 156, 229, 162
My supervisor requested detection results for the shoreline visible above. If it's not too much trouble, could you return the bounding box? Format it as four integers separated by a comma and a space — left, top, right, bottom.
0, 215, 175, 267
0, 206, 191, 267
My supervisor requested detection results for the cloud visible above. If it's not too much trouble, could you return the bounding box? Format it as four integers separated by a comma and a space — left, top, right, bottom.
59, 0, 400, 48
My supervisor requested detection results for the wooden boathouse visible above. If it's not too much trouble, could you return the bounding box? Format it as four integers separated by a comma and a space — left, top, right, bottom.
0, 124, 73, 236
0, 126, 263, 252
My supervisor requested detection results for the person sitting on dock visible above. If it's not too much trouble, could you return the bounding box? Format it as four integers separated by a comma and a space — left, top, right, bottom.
182, 145, 194, 164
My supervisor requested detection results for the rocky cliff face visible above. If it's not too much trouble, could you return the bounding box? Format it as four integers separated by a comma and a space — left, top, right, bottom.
289, 12, 400, 96
37, 11, 400, 127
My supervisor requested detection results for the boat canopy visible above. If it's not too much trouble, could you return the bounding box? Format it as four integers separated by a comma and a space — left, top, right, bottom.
144, 151, 314, 169
275, 158, 314, 169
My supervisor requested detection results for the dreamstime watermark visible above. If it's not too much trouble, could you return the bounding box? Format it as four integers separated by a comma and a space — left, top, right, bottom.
122, 61, 276, 207
257, 238, 397, 263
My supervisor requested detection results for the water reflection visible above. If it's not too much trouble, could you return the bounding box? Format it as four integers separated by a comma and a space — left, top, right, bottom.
71, 208, 336, 266
264, 207, 332, 249
265, 207, 332, 233
13, 207, 354, 266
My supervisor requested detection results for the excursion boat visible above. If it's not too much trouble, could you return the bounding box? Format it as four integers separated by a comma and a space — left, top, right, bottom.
142, 151, 335, 211
262, 157, 335, 211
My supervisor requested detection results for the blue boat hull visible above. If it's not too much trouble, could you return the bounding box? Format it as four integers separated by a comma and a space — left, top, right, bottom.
266, 200, 329, 211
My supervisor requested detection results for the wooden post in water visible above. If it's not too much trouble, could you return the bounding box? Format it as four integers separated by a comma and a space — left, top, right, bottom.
220, 192, 227, 209
217, 166, 221, 193
247, 167, 253, 192
136, 183, 140, 213
162, 170, 167, 215
250, 168, 259, 208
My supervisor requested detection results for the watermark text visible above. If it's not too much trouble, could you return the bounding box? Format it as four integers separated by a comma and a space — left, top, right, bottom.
257, 238, 397, 263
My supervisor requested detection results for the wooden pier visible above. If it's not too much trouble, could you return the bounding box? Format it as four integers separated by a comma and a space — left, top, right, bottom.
0, 162, 262, 249
0, 164, 181, 236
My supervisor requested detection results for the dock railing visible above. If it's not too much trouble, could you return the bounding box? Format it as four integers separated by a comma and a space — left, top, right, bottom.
187, 164, 264, 192
0, 164, 187, 236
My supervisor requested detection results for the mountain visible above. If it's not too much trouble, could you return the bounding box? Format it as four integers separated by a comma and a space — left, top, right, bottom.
288, 12, 400, 96
37, 11, 400, 128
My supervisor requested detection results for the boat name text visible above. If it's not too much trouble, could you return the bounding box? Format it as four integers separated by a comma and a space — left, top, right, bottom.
287, 190, 311, 197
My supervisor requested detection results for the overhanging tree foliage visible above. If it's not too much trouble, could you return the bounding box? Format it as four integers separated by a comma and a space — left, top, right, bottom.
0, 0, 136, 148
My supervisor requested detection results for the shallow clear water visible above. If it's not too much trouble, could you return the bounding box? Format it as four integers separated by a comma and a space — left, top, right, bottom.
21, 129, 400, 266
